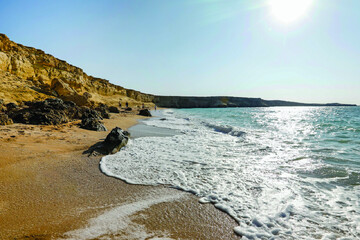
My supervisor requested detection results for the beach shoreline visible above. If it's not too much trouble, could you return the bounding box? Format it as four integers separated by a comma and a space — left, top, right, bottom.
0, 111, 238, 240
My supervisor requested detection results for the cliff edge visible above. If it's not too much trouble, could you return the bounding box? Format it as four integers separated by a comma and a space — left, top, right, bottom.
1, 34, 356, 109
0, 34, 154, 107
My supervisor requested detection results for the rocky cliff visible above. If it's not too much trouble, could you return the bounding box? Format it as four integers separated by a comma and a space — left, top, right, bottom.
0, 34, 155, 107
1, 34, 356, 110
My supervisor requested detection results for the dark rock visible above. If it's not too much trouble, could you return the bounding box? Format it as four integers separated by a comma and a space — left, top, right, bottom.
6, 102, 19, 112
6, 98, 106, 126
80, 118, 107, 131
103, 127, 129, 154
79, 107, 103, 120
0, 113, 13, 125
160, 118, 166, 121
8, 98, 83, 125
125, 107, 132, 111
138, 109, 152, 117
9, 99, 70, 125
83, 127, 130, 155
109, 106, 120, 113
95, 103, 110, 119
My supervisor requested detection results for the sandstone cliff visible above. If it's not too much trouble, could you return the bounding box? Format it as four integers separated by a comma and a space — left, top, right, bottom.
0, 34, 155, 107
1, 34, 355, 110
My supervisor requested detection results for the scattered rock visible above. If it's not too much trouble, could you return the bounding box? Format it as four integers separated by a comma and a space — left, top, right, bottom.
83, 127, 130, 155
109, 106, 120, 113
6, 98, 106, 126
6, 102, 19, 112
0, 113, 13, 125
95, 103, 110, 119
138, 109, 152, 117
80, 118, 107, 131
79, 107, 103, 120
9, 98, 75, 125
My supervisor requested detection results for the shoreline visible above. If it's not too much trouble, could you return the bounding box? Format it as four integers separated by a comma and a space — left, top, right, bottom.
0, 111, 238, 239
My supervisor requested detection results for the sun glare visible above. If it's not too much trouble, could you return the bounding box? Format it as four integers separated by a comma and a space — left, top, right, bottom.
269, 0, 314, 24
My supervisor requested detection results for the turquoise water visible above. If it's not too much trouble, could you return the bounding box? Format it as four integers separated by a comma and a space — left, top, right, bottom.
101, 106, 360, 239
180, 106, 360, 178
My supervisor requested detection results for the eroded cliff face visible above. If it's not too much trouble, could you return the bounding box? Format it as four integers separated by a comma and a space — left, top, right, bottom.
0, 34, 154, 107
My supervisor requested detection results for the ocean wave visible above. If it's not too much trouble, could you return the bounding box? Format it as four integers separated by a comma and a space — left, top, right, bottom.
204, 122, 246, 137
100, 107, 360, 239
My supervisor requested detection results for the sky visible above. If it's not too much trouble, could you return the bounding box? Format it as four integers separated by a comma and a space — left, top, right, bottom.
0, 0, 359, 104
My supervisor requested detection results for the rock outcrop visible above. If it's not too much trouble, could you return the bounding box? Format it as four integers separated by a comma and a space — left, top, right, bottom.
108, 106, 120, 113
0, 33, 155, 108
80, 118, 107, 131
7, 98, 104, 126
95, 104, 110, 119
138, 109, 152, 117
9, 98, 74, 125
103, 127, 130, 154
84, 127, 130, 155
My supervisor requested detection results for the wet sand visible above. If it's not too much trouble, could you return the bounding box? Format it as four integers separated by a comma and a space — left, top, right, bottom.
0, 112, 238, 240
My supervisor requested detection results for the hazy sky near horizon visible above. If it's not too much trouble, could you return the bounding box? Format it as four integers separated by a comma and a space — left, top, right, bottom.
1, 0, 359, 104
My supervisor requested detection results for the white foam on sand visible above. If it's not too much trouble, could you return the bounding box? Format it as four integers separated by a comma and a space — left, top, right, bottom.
63, 190, 185, 240
99, 109, 360, 239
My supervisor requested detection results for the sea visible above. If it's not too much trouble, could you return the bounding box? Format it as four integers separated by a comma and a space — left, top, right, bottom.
100, 106, 360, 240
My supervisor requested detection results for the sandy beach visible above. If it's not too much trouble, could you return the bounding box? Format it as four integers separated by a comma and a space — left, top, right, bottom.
0, 111, 238, 240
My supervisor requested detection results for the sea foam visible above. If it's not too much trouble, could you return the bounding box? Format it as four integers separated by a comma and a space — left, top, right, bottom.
63, 189, 185, 240
100, 107, 360, 239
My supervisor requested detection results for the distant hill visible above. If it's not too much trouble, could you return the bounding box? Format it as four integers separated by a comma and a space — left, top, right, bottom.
153, 96, 357, 108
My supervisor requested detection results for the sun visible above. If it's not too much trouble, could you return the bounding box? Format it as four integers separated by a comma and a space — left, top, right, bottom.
268, 0, 314, 24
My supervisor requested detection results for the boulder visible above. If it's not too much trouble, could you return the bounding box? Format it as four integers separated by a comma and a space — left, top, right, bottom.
51, 78, 75, 96
95, 103, 110, 119
0, 113, 13, 125
6, 102, 19, 112
80, 117, 107, 131
103, 127, 130, 154
83, 127, 130, 155
50, 79, 92, 106
61, 93, 92, 107
138, 109, 152, 117
125, 107, 132, 111
79, 107, 103, 120
109, 106, 120, 113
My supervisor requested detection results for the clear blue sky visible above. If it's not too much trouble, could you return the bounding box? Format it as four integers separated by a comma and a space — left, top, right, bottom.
1, 0, 359, 104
